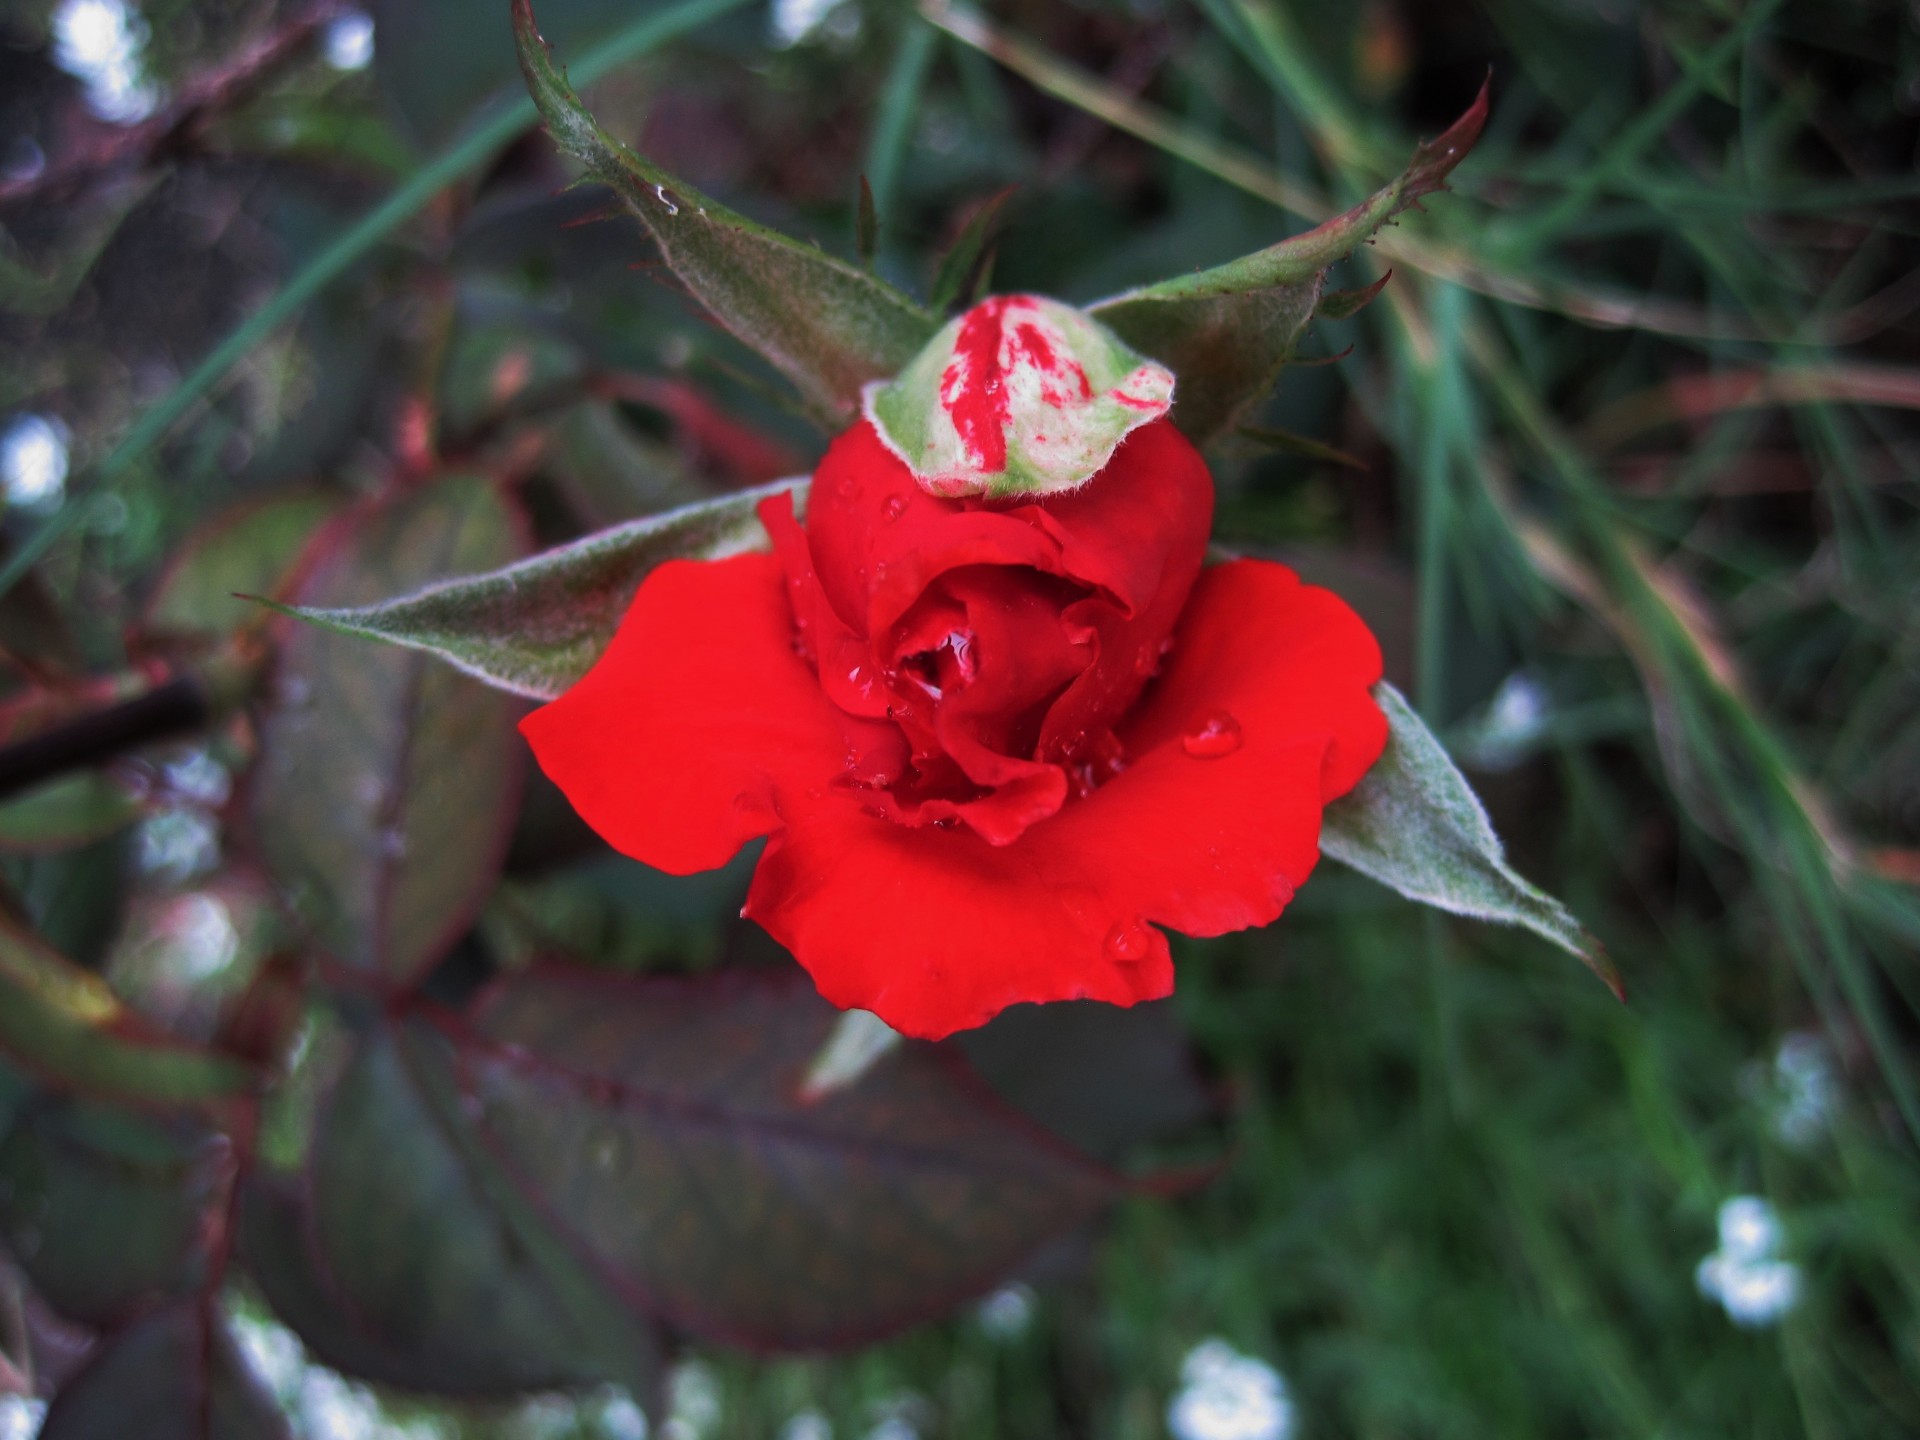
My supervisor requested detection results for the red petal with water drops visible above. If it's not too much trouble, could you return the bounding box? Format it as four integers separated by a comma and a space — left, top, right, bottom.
743, 558, 1386, 1039
520, 552, 848, 875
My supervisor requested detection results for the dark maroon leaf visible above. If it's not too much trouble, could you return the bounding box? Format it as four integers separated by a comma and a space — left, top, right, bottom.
240, 1021, 655, 1397
248, 476, 528, 987
0, 1097, 231, 1327
451, 966, 1120, 1350
37, 1302, 289, 1440
955, 1000, 1214, 1167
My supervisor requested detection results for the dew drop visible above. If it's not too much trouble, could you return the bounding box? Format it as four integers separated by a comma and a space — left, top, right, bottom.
1182, 710, 1243, 759
653, 183, 679, 215
882, 494, 908, 521
1104, 921, 1153, 963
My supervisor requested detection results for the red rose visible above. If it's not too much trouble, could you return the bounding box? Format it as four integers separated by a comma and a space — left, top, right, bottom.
521, 409, 1389, 1039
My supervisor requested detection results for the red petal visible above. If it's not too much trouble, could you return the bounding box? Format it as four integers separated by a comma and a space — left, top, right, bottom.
1011, 419, 1212, 615
745, 559, 1386, 1038
519, 552, 847, 875
744, 801, 1179, 1040
805, 422, 1057, 637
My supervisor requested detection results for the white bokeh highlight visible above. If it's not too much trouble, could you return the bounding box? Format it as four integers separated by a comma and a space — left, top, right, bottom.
1, 415, 71, 512
51, 0, 161, 124
323, 12, 375, 72
1167, 1339, 1295, 1440
0, 1396, 47, 1440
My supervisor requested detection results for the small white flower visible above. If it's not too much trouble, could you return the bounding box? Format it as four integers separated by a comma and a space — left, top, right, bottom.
1716, 1195, 1781, 1264
1696, 1195, 1802, 1327
1772, 1032, 1838, 1147
1167, 1339, 1294, 1440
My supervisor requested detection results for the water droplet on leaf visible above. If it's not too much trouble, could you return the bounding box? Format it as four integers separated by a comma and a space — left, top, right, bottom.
653, 183, 679, 215
1182, 710, 1243, 759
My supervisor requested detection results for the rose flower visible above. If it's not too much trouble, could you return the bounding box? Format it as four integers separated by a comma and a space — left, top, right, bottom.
522, 296, 1388, 1039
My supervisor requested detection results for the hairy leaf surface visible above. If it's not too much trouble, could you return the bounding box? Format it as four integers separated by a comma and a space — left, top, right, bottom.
1321, 682, 1619, 995
275, 478, 800, 701
514, 0, 940, 422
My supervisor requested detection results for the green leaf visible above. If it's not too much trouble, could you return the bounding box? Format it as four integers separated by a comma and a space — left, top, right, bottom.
1089, 84, 1488, 444
241, 1021, 656, 1397
142, 490, 343, 644
453, 966, 1118, 1349
513, 0, 941, 422
929, 188, 1013, 313
0, 913, 254, 1106
0, 773, 144, 855
0, 1098, 228, 1325
248, 475, 527, 986
38, 1303, 290, 1440
1321, 682, 1621, 997
274, 478, 800, 701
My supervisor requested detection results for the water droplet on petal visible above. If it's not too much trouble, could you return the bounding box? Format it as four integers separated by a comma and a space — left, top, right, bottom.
882, 494, 908, 520
1182, 710, 1243, 759
1104, 920, 1153, 963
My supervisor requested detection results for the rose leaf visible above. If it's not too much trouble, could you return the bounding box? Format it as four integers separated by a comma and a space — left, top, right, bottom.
448, 964, 1119, 1350
249, 475, 527, 988
36, 1302, 291, 1440
1089, 82, 1489, 445
513, 0, 941, 425
239, 1021, 656, 1397
266, 478, 802, 702
0, 912, 253, 1106
0, 1098, 231, 1327
140, 489, 344, 648
1321, 681, 1622, 997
